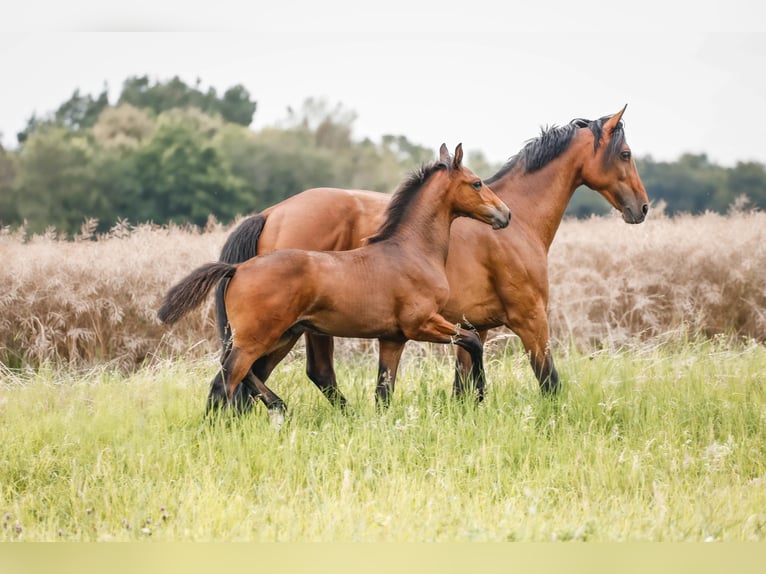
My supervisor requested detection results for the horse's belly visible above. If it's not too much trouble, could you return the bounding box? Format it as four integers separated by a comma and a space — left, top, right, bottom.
440, 297, 506, 332
303, 305, 401, 340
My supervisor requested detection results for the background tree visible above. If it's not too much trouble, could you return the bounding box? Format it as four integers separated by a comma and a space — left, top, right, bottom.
131, 109, 247, 226
12, 128, 106, 233
0, 139, 18, 225
4, 77, 766, 235
17, 87, 110, 144
118, 75, 256, 127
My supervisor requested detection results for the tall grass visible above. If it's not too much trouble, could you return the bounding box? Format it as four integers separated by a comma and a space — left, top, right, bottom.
2, 209, 765, 369
1, 339, 765, 541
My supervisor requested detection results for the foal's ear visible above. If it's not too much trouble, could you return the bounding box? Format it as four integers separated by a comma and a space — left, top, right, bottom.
453, 143, 463, 169
439, 143, 450, 165
603, 104, 628, 134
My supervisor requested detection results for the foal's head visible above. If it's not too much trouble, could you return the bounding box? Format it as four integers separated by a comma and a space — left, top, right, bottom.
438, 143, 511, 229
578, 104, 649, 224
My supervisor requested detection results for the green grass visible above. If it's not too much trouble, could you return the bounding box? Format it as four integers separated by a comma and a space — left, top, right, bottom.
1, 339, 765, 541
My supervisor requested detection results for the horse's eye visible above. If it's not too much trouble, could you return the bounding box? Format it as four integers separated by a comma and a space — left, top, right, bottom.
472, 180, 483, 191
620, 150, 631, 161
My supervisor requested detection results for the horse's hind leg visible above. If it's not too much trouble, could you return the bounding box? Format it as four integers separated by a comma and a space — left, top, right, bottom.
453, 330, 488, 402
306, 333, 348, 409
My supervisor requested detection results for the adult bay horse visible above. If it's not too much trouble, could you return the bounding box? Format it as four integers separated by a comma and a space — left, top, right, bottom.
214, 105, 648, 413
158, 144, 511, 416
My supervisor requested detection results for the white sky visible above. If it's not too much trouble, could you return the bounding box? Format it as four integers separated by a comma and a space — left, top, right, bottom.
1, 1, 765, 166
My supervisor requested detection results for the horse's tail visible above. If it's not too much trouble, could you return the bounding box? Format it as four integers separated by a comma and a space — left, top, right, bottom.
158, 262, 237, 325
214, 214, 267, 341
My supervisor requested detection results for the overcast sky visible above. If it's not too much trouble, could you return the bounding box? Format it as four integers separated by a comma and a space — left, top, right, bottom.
2, 2, 765, 167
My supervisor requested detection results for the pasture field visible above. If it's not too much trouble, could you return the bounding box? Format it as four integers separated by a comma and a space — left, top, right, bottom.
2, 338, 765, 542
1, 210, 765, 542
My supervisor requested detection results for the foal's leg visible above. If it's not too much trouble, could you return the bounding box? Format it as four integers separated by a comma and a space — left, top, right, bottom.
222, 333, 302, 414
221, 345, 290, 428
220, 346, 263, 403
305, 333, 348, 409
405, 315, 486, 402
206, 366, 286, 416
225, 335, 300, 413
206, 370, 229, 414
208, 349, 291, 415
375, 339, 406, 409
453, 330, 489, 401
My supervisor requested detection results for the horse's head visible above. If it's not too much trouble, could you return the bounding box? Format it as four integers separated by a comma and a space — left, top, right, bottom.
579, 105, 649, 224
439, 143, 511, 229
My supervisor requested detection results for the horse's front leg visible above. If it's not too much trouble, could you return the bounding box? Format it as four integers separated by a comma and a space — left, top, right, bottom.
405, 316, 485, 403
305, 333, 348, 410
375, 339, 406, 409
453, 329, 489, 402
513, 310, 560, 395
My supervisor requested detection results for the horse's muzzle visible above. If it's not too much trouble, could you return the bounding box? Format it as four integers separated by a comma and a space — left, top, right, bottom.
622, 203, 648, 224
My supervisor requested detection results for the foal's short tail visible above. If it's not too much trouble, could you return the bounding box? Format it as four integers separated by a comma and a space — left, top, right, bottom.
158, 262, 237, 325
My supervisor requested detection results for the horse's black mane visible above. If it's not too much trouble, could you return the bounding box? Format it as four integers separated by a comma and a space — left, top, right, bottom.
484, 114, 625, 185
366, 160, 445, 244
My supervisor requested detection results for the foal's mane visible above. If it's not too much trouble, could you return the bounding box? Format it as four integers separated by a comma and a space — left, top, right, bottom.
366, 160, 445, 244
485, 114, 625, 184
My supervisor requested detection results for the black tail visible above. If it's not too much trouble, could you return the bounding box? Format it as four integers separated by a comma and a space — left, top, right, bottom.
158, 263, 237, 324
215, 214, 267, 341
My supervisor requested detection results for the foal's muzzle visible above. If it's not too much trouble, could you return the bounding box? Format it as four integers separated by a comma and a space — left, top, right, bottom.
491, 205, 512, 229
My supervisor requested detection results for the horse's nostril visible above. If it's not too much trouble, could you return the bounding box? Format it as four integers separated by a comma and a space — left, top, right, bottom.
642, 204, 649, 216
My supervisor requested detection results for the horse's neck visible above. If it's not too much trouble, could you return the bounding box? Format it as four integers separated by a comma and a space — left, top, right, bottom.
493, 139, 587, 252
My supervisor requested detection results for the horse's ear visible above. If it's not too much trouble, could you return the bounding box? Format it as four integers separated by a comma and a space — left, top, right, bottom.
453, 143, 463, 169
603, 104, 628, 133
439, 143, 450, 164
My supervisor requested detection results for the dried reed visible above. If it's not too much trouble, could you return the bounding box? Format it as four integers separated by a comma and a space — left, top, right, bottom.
1, 209, 764, 369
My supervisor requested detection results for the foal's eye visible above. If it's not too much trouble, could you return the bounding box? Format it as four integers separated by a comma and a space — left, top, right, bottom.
620, 150, 632, 161
472, 180, 483, 191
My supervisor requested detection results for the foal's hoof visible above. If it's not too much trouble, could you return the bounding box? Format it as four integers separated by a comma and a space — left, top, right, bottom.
267, 403, 287, 430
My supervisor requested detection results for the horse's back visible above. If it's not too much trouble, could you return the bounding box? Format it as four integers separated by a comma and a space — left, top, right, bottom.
258, 187, 390, 253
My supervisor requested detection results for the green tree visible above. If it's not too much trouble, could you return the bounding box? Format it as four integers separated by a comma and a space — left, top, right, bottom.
381, 134, 434, 169
92, 103, 155, 150
0, 140, 19, 226
13, 128, 108, 233
132, 111, 247, 225
118, 76, 256, 127
219, 85, 258, 126
238, 127, 338, 210
635, 154, 726, 215
17, 87, 109, 144
727, 161, 766, 210
565, 186, 612, 218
